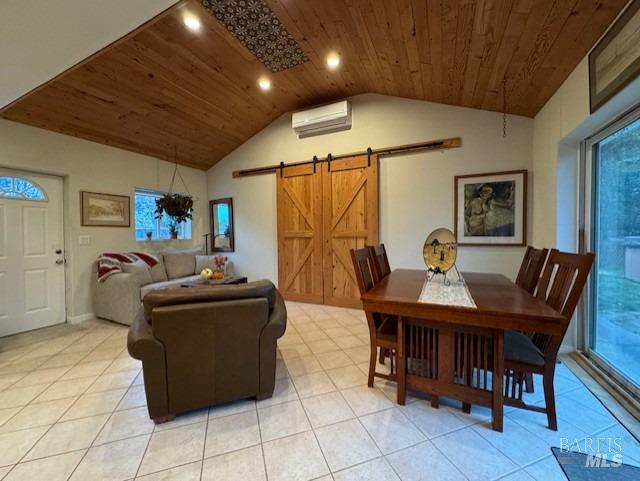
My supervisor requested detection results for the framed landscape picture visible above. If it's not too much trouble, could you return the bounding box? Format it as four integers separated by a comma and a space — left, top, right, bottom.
81, 191, 130, 227
589, 0, 640, 112
454, 170, 527, 246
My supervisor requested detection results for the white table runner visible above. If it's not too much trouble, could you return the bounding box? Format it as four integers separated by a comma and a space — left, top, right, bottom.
418, 271, 477, 308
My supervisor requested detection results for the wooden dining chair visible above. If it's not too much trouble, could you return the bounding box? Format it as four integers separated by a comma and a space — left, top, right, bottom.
368, 244, 392, 363
515, 246, 549, 294
515, 246, 549, 393
368, 244, 391, 284
502, 249, 595, 430
350, 247, 398, 387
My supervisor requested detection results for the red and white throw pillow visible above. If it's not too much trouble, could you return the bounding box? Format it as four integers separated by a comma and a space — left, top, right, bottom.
97, 252, 159, 282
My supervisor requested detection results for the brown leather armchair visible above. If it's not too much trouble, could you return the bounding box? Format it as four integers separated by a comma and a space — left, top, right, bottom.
127, 280, 287, 423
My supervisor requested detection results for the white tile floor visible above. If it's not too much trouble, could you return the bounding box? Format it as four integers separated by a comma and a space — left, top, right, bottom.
0, 301, 639, 481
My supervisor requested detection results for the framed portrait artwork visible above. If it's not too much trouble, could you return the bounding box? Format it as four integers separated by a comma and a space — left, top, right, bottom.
80, 191, 131, 227
589, 0, 640, 112
454, 170, 527, 246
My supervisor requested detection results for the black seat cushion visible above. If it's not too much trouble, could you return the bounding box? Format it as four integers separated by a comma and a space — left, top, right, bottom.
504, 329, 545, 367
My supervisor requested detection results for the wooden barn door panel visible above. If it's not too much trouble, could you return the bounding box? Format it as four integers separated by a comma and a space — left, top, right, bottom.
277, 164, 323, 303
322, 155, 378, 308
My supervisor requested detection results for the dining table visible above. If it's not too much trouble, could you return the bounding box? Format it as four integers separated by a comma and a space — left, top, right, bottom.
360, 269, 565, 432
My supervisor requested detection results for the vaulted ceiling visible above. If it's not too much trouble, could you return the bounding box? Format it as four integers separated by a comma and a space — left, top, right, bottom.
0, 0, 178, 108
0, 0, 629, 170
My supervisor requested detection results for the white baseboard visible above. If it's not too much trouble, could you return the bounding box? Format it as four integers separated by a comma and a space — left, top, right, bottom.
67, 312, 95, 324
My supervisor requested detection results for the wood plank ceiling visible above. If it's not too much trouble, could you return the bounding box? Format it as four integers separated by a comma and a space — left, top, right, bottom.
0, 0, 628, 170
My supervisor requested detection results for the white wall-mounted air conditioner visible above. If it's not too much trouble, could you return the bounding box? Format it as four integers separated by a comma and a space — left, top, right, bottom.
292, 100, 352, 138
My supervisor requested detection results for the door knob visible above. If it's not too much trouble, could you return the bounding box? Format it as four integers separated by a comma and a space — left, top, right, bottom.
55, 259, 64, 265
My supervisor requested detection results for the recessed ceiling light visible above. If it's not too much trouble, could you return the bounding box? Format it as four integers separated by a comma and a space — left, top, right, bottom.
183, 14, 201, 32
258, 77, 271, 91
326, 53, 341, 70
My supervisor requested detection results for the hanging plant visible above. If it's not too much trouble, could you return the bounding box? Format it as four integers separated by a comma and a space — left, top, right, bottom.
155, 148, 195, 225
154, 193, 193, 224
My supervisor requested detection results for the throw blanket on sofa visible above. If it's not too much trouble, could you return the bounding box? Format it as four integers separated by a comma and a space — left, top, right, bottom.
97, 252, 159, 282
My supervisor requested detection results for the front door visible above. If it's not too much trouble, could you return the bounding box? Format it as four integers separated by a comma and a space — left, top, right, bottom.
0, 169, 66, 336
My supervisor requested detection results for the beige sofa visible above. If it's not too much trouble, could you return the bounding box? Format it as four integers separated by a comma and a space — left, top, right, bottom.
92, 249, 233, 326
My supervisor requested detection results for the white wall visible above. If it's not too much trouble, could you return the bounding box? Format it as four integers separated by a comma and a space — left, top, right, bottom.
531, 59, 590, 249
0, 119, 208, 320
207, 93, 533, 284
532, 58, 640, 249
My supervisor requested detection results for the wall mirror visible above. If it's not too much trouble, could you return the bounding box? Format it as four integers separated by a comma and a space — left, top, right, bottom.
210, 198, 234, 252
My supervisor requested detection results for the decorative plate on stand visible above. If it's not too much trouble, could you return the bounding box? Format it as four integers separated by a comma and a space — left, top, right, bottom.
423, 228, 458, 281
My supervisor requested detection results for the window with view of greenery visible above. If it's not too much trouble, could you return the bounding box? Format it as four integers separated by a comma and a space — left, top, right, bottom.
592, 115, 640, 388
134, 189, 192, 241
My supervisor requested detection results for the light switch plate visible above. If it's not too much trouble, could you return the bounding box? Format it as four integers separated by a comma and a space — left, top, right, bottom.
78, 235, 91, 245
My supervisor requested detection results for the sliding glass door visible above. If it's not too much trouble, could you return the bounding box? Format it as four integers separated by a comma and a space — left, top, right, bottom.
585, 109, 640, 391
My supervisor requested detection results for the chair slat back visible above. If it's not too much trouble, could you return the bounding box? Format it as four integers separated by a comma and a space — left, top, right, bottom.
351, 247, 387, 334
536, 249, 595, 319
368, 244, 391, 284
515, 246, 549, 294
351, 247, 375, 295
532, 249, 595, 354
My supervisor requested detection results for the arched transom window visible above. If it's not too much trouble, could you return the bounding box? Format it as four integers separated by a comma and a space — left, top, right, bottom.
0, 176, 47, 201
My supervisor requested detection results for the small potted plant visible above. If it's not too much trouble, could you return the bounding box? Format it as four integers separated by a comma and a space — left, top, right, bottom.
168, 219, 180, 240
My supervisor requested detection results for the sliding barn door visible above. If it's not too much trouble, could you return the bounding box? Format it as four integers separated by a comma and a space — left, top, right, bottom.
322, 155, 378, 308
276, 164, 324, 303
